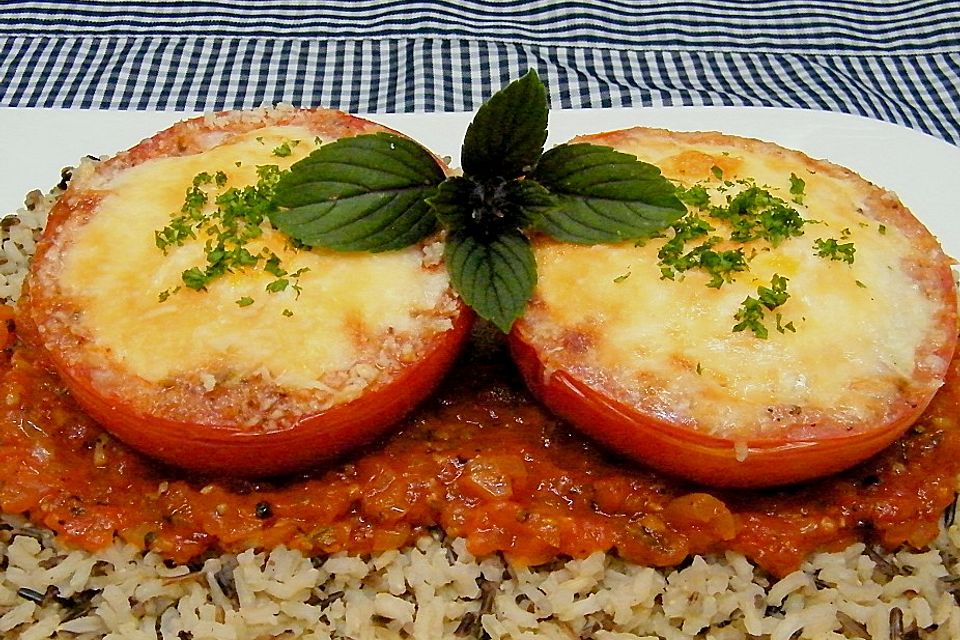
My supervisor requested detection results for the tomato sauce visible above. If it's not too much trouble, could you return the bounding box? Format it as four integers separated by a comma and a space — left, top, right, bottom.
1, 335, 958, 578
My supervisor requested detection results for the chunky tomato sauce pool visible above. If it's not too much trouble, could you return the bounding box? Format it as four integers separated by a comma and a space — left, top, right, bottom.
1, 332, 958, 578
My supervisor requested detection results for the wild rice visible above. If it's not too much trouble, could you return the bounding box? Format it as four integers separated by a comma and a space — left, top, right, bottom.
2, 511, 960, 639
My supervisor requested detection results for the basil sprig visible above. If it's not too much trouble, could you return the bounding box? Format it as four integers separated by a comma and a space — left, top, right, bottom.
271, 70, 686, 331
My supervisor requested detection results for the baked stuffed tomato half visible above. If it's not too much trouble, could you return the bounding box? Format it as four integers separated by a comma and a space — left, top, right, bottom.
17, 107, 472, 476
510, 127, 957, 488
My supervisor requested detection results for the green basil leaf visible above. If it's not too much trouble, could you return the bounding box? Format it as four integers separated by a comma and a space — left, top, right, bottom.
461, 69, 549, 180
444, 229, 537, 332
532, 143, 686, 244
428, 177, 482, 231
428, 176, 556, 238
510, 179, 556, 229
270, 133, 445, 251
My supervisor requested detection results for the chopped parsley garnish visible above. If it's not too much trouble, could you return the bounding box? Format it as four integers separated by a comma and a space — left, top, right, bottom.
697, 248, 749, 288
272, 140, 300, 158
658, 214, 715, 280
733, 296, 769, 339
669, 170, 861, 339
155, 166, 309, 309
659, 234, 748, 289
266, 278, 289, 293
814, 237, 856, 264
155, 172, 227, 251
757, 273, 790, 309
663, 159, 878, 338
788, 172, 806, 204
677, 184, 711, 208
264, 253, 285, 277
658, 178, 804, 297
775, 312, 796, 334
714, 186, 806, 246
180, 266, 209, 291
733, 274, 792, 339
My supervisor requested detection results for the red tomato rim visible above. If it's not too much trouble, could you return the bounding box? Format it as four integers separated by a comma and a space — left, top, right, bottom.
54, 305, 474, 477
508, 329, 941, 488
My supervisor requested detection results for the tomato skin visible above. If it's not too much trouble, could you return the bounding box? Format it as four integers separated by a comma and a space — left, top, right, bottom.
54, 305, 473, 477
508, 329, 927, 488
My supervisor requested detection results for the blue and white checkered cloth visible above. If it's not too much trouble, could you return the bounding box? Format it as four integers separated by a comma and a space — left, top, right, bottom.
2, 1, 958, 145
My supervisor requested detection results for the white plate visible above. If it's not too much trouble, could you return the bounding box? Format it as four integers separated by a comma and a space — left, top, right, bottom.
3, 106, 959, 256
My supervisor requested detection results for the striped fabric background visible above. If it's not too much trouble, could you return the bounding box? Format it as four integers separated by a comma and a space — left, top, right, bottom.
1, 1, 959, 145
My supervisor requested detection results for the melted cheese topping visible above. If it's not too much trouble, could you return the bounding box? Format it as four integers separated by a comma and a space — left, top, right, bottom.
524, 135, 944, 438
56, 126, 452, 390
